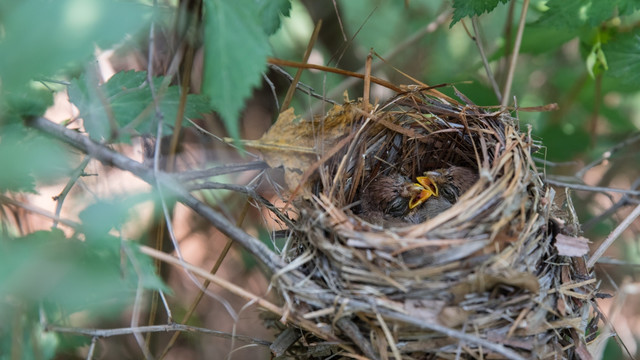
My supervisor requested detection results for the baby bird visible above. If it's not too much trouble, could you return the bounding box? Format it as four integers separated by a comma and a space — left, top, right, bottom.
359, 166, 478, 226
404, 166, 479, 223
359, 173, 425, 224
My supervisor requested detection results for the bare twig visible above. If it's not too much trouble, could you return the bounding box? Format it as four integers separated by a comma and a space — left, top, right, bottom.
268, 64, 337, 105
576, 133, 640, 179
52, 155, 92, 228
583, 178, 640, 231
0, 194, 80, 229
28, 117, 284, 273
86, 337, 98, 360
175, 161, 269, 182
131, 279, 153, 359
281, 20, 322, 112
363, 48, 372, 108
159, 201, 252, 359
153, 113, 239, 321
310, 9, 452, 115
269, 57, 403, 93
262, 73, 280, 110
331, 0, 348, 41
124, 236, 154, 359
45, 323, 271, 346
501, 0, 529, 106
587, 203, 640, 268
544, 179, 640, 196
471, 16, 502, 102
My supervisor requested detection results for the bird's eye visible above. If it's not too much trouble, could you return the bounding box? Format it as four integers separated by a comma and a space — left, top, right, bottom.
387, 197, 407, 217
441, 185, 458, 203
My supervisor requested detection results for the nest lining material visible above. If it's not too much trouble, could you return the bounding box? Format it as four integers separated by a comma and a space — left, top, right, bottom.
274, 88, 596, 359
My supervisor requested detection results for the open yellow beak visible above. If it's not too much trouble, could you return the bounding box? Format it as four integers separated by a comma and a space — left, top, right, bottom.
408, 176, 439, 209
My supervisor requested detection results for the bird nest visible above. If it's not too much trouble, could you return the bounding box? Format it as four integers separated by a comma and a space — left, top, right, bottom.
263, 87, 597, 359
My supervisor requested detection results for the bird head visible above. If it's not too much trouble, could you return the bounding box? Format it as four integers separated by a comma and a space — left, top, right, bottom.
408, 176, 439, 209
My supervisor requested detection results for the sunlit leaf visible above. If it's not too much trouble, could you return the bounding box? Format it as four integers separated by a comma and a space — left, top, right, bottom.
0, 123, 72, 193
0, 229, 167, 316
69, 70, 213, 141
450, 0, 509, 27
603, 31, 640, 86
535, 0, 587, 29
0, 0, 150, 91
256, 0, 291, 35
203, 0, 270, 141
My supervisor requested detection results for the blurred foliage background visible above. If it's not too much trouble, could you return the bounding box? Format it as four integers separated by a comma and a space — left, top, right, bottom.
1, 0, 640, 359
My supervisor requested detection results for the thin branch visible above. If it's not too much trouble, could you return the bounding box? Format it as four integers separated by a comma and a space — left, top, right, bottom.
576, 132, 640, 179
501, 0, 529, 106
587, 203, 640, 268
27, 117, 284, 274
268, 57, 403, 93
175, 161, 269, 182
154, 114, 239, 321
0, 194, 80, 229
131, 279, 153, 360
583, 178, 640, 231
533, 157, 580, 167
471, 16, 502, 102
45, 323, 271, 346
263, 73, 280, 110
268, 64, 337, 105
86, 337, 98, 360
158, 201, 252, 360
124, 236, 154, 360
280, 20, 322, 112
139, 245, 283, 315
52, 155, 92, 228
331, 0, 348, 42
310, 9, 452, 115
544, 179, 640, 196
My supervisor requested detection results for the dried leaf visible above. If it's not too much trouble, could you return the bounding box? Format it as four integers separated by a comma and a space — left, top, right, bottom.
555, 234, 590, 257
246, 105, 359, 190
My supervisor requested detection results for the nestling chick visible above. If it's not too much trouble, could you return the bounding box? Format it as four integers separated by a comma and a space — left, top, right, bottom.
359, 173, 425, 225
403, 166, 479, 223
359, 167, 478, 226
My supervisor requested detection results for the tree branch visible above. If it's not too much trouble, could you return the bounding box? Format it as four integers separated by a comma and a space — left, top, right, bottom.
27, 117, 285, 274
46, 323, 271, 345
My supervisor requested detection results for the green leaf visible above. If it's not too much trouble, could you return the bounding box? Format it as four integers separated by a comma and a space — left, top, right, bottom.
0, 86, 54, 123
79, 200, 133, 239
617, 0, 640, 15
78, 193, 159, 239
536, 0, 634, 28
538, 124, 591, 162
0, 123, 72, 193
536, 0, 588, 29
0, 0, 150, 92
256, 0, 291, 35
68, 70, 213, 141
585, 1, 617, 26
0, 229, 168, 317
489, 25, 578, 62
603, 31, 640, 86
450, 0, 509, 27
203, 0, 270, 141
